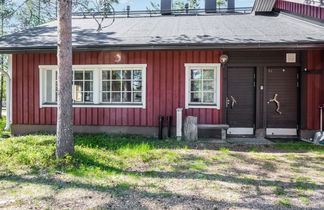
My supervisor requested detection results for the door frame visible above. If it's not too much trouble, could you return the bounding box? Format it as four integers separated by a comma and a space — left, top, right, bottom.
221, 50, 306, 138
223, 64, 302, 138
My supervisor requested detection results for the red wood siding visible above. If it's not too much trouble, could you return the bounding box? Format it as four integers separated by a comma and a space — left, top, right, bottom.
12, 50, 223, 127
275, 0, 324, 20
305, 50, 324, 130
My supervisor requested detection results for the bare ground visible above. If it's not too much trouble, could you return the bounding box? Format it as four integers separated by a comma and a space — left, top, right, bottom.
1, 143, 324, 210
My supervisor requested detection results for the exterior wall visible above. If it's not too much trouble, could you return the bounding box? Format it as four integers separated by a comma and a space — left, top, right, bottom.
12, 50, 223, 128
275, 0, 324, 20
305, 50, 324, 130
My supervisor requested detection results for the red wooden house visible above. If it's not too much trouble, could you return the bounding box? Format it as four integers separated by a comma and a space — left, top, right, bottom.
0, 0, 323, 139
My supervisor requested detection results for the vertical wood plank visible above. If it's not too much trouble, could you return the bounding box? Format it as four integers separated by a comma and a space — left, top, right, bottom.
28, 54, 34, 124
34, 54, 40, 124
140, 51, 147, 126
147, 51, 154, 126
153, 51, 160, 126
23, 54, 29, 124
13, 54, 18, 124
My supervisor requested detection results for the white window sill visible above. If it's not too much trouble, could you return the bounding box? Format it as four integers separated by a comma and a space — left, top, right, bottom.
186, 105, 220, 109
40, 104, 146, 109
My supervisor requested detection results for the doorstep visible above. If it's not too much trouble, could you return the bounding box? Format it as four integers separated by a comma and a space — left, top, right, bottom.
197, 138, 274, 145
226, 138, 274, 145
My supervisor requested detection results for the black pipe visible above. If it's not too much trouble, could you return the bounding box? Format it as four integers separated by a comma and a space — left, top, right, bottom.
158, 116, 164, 140
127, 5, 130, 18
185, 3, 189, 14
167, 116, 172, 138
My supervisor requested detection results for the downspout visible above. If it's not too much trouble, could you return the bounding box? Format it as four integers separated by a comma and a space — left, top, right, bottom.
0, 54, 11, 131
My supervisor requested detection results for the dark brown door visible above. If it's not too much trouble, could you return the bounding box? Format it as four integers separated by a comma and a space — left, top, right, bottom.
266, 67, 298, 136
227, 67, 256, 135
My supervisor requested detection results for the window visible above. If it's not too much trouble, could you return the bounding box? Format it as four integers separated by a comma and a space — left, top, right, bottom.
73, 71, 94, 103
39, 64, 147, 108
185, 63, 221, 109
101, 70, 143, 104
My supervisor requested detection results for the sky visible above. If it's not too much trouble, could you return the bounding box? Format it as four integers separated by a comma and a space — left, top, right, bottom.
113, 0, 256, 11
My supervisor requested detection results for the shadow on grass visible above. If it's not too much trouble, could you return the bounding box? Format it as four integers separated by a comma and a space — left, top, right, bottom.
0, 173, 319, 210
71, 151, 324, 191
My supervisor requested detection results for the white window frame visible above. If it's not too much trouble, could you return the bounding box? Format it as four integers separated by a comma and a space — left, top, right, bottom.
185, 63, 221, 109
39, 64, 147, 109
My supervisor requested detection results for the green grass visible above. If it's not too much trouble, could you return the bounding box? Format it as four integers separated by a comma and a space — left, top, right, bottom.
1, 116, 324, 209
188, 162, 207, 170
274, 186, 286, 196
294, 176, 316, 191
275, 141, 324, 153
278, 198, 292, 207
248, 146, 259, 153
0, 132, 185, 176
0, 116, 10, 137
219, 147, 230, 153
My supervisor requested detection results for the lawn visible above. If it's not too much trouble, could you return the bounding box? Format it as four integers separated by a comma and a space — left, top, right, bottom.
0, 125, 324, 209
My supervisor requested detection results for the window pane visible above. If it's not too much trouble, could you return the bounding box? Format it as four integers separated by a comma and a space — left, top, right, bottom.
85, 71, 93, 80
203, 92, 214, 103
112, 92, 121, 102
46, 70, 53, 102
75, 92, 83, 102
102, 71, 110, 80
112, 81, 121, 91
203, 69, 214, 79
134, 92, 142, 102
191, 69, 202, 79
84, 92, 93, 102
112, 70, 122, 80
122, 81, 132, 91
191, 92, 202, 102
74, 81, 83, 91
102, 92, 110, 102
74, 71, 83, 80
132, 80, 142, 91
102, 81, 110, 91
84, 81, 93, 91
191, 81, 201, 91
122, 92, 132, 102
133, 70, 142, 80
122, 70, 131, 79
203, 80, 214, 91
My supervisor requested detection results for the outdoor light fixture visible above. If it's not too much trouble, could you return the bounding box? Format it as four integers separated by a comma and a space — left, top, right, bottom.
220, 54, 229, 65
114, 52, 122, 63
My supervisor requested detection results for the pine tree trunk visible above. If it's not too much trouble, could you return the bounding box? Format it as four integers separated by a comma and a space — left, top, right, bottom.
0, 72, 3, 120
0, 8, 3, 120
56, 0, 74, 158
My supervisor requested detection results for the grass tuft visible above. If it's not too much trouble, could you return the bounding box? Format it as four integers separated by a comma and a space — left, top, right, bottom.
219, 147, 230, 153
278, 198, 292, 206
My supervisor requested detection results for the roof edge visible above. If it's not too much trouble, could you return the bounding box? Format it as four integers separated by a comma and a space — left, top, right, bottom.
1, 42, 324, 54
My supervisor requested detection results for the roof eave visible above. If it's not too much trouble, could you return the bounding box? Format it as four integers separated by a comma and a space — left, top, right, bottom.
1, 42, 324, 54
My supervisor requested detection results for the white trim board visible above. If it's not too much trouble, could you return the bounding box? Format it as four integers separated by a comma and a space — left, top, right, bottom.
227, 128, 254, 135
184, 63, 221, 110
39, 64, 147, 71
266, 128, 297, 136
39, 64, 147, 109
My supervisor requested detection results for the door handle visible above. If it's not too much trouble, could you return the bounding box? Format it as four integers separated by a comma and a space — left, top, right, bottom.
230, 96, 237, 109
268, 93, 282, 115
